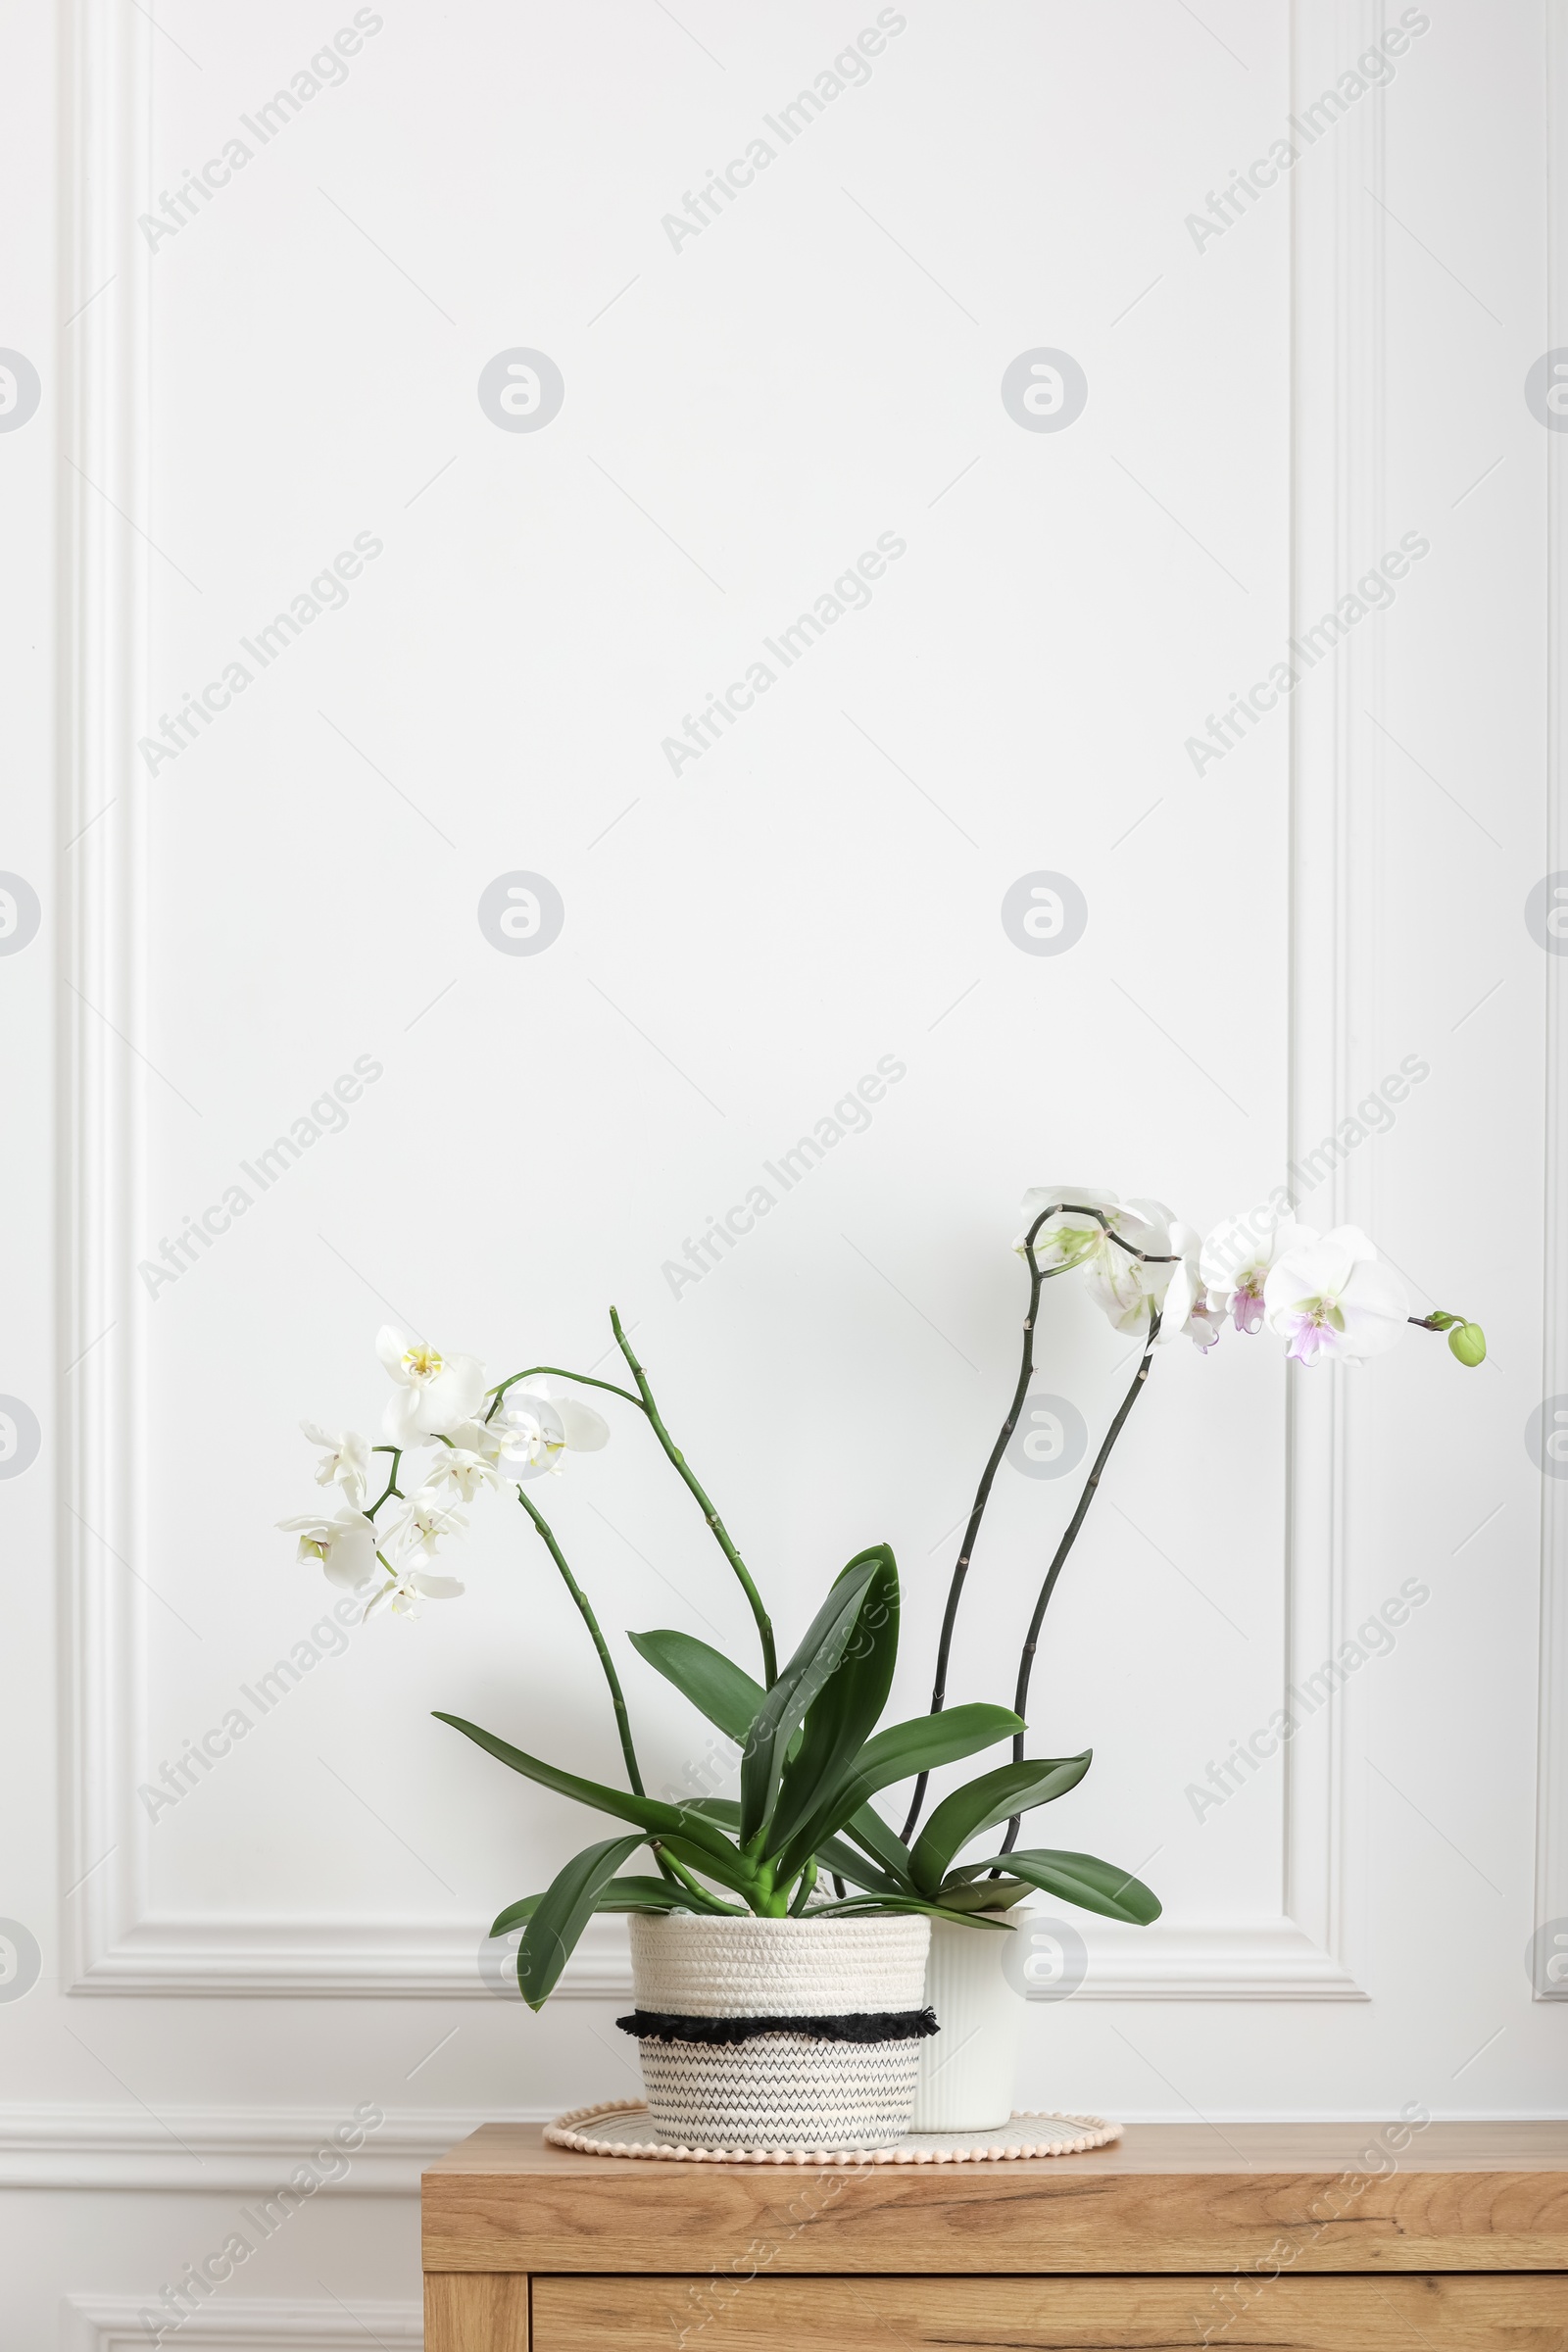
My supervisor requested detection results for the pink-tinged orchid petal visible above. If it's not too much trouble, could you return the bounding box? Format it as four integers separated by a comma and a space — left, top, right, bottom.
1264, 1230, 1409, 1364
1200, 1214, 1318, 1314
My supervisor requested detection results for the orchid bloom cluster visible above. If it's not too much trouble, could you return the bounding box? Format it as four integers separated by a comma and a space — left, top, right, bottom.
278, 1329, 610, 1617
1015, 1187, 1486, 1368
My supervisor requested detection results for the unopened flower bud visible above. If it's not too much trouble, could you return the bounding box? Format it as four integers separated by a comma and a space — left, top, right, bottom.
1448, 1322, 1487, 1367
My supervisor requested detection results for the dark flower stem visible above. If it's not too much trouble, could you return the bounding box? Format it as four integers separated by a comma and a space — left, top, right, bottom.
515, 1488, 646, 1796
900, 1202, 1177, 1842
898, 1225, 1062, 1840
996, 1310, 1162, 1856
610, 1307, 776, 1687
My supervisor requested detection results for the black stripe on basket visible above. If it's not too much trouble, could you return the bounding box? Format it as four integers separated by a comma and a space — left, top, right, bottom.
615, 2007, 939, 2046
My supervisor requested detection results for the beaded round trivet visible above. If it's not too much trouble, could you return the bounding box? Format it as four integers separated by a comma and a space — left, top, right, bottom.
544, 2100, 1121, 2164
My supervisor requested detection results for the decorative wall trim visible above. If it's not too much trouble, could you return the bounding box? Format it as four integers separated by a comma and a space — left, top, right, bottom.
1536, 0, 1568, 1996
59, 0, 157, 2012
65, 2300, 423, 2352
61, 0, 1364, 2004
4, 2105, 535, 2193
1283, 0, 1387, 1996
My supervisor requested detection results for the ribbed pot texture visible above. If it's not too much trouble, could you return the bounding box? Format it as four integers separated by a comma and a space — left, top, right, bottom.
626, 1914, 931, 2152
909, 1912, 1027, 2131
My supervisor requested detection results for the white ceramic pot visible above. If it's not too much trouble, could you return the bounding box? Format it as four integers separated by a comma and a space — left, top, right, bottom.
625, 1913, 931, 2152
909, 1911, 1026, 2131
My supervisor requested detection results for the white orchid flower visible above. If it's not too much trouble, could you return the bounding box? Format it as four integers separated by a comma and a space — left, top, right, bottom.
386, 1490, 468, 1558
1014, 1184, 1124, 1272
420, 1443, 499, 1504
490, 1379, 611, 1483
1015, 1186, 1185, 1335
277, 1506, 378, 1592
365, 1488, 468, 1617
375, 1328, 487, 1446
1263, 1224, 1409, 1364
445, 1416, 510, 1469
1200, 1213, 1316, 1335
365, 1563, 466, 1619
1154, 1222, 1223, 1349
301, 1420, 373, 1508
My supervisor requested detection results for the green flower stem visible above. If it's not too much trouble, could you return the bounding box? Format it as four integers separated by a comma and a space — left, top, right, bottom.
610, 1307, 776, 1687
996, 1311, 1162, 1857
515, 1488, 648, 1798
900, 1202, 1178, 1844
366, 1447, 404, 1519
486, 1365, 643, 1412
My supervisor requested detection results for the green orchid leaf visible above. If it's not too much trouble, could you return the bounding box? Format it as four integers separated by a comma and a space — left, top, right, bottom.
955, 1846, 1162, 1925
659, 1835, 760, 1901
590, 1876, 710, 1913
808, 1893, 1010, 1928
490, 1874, 711, 1936
766, 1546, 901, 1861
773, 1705, 1024, 1882
628, 1630, 765, 1744
842, 1804, 917, 1886
489, 1893, 542, 1936
810, 1832, 908, 1898
738, 1552, 885, 1843
675, 1796, 743, 1829
932, 1874, 1034, 1913
433, 1712, 742, 1866
514, 1835, 643, 2009
909, 1752, 1092, 1896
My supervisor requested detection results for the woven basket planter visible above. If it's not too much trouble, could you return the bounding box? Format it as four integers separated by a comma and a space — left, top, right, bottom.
621, 1914, 933, 2152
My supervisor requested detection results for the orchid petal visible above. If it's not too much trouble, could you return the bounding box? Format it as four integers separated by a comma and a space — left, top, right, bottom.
1021, 1184, 1117, 1215
1338, 1259, 1409, 1354
556, 1396, 611, 1451
381, 1386, 425, 1446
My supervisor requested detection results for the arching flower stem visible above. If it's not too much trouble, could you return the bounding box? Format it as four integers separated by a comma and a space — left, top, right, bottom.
900, 1201, 1177, 1842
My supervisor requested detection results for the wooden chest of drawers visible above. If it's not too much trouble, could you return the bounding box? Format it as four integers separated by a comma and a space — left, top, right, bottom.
422, 2120, 1568, 2350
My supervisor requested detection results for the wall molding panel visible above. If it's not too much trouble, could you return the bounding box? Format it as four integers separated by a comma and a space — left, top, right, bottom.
1283, 0, 1388, 1998
1536, 0, 1568, 1994
65, 2300, 423, 2352
59, 0, 1391, 2006
2, 2105, 523, 2192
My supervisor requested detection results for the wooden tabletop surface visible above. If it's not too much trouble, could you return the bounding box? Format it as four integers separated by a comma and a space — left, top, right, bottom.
422, 2122, 1568, 2277
426, 2120, 1568, 2179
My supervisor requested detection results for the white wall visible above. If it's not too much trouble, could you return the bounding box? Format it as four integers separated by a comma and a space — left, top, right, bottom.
3, 0, 1566, 2339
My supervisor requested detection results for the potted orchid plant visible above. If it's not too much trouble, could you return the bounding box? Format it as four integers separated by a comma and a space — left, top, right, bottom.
281, 1307, 1157, 2153
280, 1193, 1481, 2149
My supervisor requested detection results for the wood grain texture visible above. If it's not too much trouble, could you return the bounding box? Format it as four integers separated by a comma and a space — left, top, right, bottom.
421, 2124, 1568, 2277
423, 2272, 529, 2352
531, 2273, 1568, 2352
